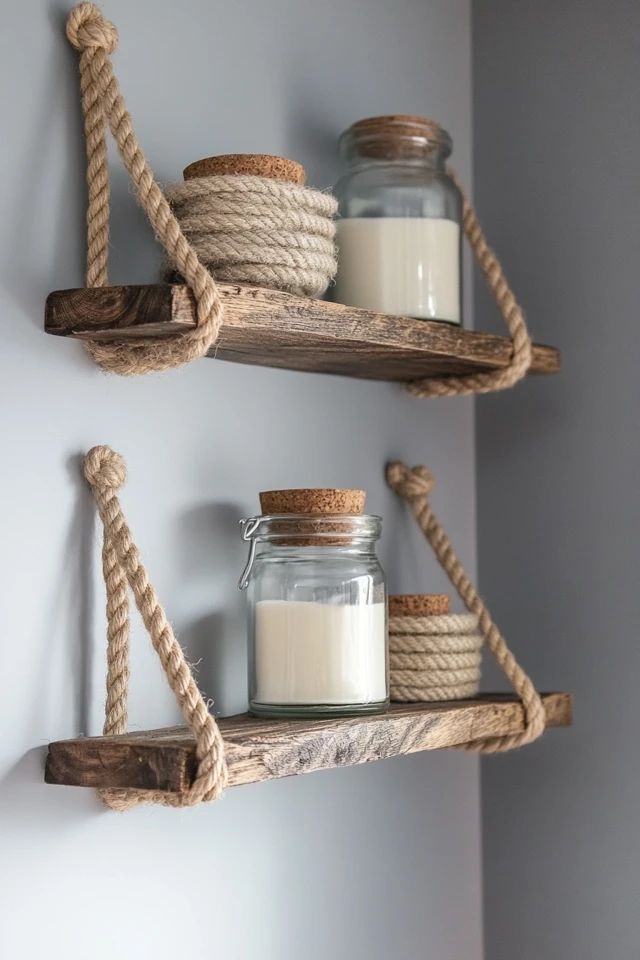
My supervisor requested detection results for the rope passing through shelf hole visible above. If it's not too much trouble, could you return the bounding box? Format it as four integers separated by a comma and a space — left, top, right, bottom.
386, 461, 546, 750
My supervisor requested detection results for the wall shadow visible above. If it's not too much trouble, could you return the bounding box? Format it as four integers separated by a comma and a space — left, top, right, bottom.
173, 501, 248, 718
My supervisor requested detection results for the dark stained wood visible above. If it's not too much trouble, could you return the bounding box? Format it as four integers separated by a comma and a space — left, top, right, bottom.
45, 692, 572, 794
45, 284, 561, 381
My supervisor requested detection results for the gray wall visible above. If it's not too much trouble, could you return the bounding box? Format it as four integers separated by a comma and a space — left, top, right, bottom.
474, 2, 640, 957
0, 3, 482, 959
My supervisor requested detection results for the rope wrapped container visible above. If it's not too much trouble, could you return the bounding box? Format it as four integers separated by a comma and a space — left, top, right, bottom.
389, 595, 482, 702
165, 157, 339, 298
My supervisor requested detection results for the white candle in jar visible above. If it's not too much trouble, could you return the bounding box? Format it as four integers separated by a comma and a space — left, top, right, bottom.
334, 216, 461, 323
254, 600, 387, 705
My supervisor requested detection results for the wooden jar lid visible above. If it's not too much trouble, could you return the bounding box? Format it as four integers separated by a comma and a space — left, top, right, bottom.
389, 594, 450, 617
183, 154, 306, 184
259, 488, 366, 515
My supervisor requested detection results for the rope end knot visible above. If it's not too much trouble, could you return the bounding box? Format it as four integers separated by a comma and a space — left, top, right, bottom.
386, 462, 434, 501
84, 445, 126, 490
66, 3, 118, 54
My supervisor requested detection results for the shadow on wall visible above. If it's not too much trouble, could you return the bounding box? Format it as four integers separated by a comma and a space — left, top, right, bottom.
5, 496, 249, 830
3, 5, 85, 324
36, 454, 96, 738
173, 501, 248, 717
6, 4, 164, 327
0, 748, 100, 833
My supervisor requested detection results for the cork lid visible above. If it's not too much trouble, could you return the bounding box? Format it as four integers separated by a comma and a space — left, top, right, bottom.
341, 114, 452, 162
183, 154, 306, 184
389, 594, 450, 617
259, 488, 366, 516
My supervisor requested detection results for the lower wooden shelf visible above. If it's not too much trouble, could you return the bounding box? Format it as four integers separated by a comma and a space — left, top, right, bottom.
45, 693, 572, 794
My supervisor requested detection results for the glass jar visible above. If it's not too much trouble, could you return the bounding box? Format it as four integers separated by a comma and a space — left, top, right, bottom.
238, 514, 388, 718
333, 114, 463, 325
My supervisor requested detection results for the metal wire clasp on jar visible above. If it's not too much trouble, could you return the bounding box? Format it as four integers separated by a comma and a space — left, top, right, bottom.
238, 502, 388, 719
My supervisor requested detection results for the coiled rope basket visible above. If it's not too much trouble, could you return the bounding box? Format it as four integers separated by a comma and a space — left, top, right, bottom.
165, 165, 338, 299
389, 595, 483, 702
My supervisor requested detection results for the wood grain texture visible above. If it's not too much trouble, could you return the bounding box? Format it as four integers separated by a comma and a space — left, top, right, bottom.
44, 284, 561, 381
45, 693, 572, 794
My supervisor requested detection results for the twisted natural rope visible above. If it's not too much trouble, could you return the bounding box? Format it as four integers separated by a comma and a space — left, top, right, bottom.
391, 680, 480, 701
67, 3, 224, 375
389, 612, 482, 701
392, 665, 479, 686
405, 172, 532, 397
390, 632, 482, 654
387, 461, 546, 751
389, 650, 481, 671
165, 177, 337, 297
66, 3, 337, 373
84, 445, 228, 809
390, 612, 480, 635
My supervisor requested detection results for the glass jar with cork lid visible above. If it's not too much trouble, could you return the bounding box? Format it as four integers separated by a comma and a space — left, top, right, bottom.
333, 114, 463, 324
238, 488, 388, 718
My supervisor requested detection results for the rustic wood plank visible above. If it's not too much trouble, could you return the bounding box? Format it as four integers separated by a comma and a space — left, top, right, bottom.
44, 284, 560, 381
45, 693, 572, 793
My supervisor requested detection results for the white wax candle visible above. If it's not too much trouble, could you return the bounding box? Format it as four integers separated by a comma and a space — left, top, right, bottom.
334, 216, 461, 323
254, 600, 387, 705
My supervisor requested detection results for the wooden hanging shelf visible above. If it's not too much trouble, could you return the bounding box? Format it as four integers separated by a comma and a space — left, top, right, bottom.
45, 692, 572, 794
44, 283, 560, 381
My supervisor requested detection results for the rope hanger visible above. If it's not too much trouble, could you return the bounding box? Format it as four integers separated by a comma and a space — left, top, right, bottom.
387, 463, 545, 751
83, 447, 544, 811
66, 2, 532, 394
84, 446, 228, 810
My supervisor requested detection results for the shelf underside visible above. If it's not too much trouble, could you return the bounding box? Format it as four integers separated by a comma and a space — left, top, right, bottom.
45, 693, 572, 794
45, 283, 560, 382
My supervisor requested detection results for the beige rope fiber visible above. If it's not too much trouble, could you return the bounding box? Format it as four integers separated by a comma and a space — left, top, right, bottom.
66, 2, 223, 375
65, 2, 337, 374
405, 172, 533, 397
389, 612, 483, 702
165, 177, 337, 297
387, 461, 545, 751
84, 445, 228, 809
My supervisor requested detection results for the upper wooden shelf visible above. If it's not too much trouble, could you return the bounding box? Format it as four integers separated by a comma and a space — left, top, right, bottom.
45, 283, 560, 382
45, 693, 572, 794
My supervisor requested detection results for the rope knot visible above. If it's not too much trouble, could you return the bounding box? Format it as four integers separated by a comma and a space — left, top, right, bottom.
66, 3, 118, 54
84, 445, 127, 490
386, 462, 434, 501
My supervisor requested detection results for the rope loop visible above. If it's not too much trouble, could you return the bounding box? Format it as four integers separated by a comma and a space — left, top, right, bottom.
386, 462, 434, 502
67, 3, 223, 375
387, 460, 546, 751
84, 444, 126, 489
66, 2, 118, 52
84, 445, 228, 809
405, 171, 533, 398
